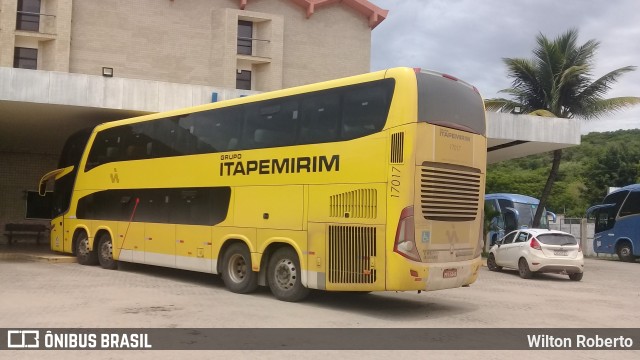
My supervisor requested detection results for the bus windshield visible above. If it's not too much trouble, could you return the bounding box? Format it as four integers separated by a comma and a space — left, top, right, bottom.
513, 202, 547, 228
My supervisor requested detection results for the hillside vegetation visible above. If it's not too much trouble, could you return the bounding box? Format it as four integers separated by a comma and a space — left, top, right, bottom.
486, 129, 640, 217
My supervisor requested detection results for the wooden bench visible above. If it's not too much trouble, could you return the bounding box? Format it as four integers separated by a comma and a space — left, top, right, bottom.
4, 223, 48, 245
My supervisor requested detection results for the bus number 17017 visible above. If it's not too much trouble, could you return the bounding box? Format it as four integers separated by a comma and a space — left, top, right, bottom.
390, 166, 401, 198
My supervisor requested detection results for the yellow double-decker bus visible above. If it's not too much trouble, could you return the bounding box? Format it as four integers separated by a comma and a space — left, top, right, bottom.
34, 67, 486, 301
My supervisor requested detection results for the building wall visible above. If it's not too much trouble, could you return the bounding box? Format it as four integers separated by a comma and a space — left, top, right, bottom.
68, 0, 370, 90
271, 1, 371, 87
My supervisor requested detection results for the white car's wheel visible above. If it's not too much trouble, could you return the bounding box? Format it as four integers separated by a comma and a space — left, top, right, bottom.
487, 254, 502, 272
518, 258, 533, 279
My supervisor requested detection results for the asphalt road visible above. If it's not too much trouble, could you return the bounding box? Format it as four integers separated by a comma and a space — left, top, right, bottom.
1, 254, 639, 359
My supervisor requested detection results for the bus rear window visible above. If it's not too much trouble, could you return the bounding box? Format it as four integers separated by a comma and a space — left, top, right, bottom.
417, 71, 485, 135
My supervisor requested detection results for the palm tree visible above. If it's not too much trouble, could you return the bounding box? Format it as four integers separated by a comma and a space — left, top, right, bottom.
485, 28, 640, 227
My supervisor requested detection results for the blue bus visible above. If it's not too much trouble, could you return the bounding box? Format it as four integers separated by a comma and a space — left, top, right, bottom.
484, 193, 556, 252
587, 184, 640, 262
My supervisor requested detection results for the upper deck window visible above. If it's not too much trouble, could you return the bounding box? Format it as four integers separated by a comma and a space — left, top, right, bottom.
85, 79, 394, 171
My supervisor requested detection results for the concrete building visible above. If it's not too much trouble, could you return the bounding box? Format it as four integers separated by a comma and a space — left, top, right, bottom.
0, 0, 388, 230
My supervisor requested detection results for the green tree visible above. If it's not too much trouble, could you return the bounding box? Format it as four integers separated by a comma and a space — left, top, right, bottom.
582, 145, 639, 204
485, 29, 640, 226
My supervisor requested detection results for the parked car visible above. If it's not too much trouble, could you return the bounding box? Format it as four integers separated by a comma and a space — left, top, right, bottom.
487, 229, 584, 281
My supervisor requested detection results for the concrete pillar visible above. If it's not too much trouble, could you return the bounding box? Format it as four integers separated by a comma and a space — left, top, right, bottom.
580, 218, 588, 256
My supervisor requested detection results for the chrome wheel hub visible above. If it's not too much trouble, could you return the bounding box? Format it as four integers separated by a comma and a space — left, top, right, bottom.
228, 254, 247, 283
274, 259, 296, 290
101, 240, 112, 261
78, 238, 89, 256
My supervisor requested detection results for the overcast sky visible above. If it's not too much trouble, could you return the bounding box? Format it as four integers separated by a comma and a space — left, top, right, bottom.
369, 0, 640, 134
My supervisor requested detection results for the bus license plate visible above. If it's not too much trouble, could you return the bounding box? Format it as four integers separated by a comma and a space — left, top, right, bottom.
554, 250, 568, 256
443, 268, 457, 278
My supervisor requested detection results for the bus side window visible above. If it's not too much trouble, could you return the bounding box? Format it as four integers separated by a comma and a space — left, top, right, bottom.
168, 187, 230, 226
242, 98, 298, 149
86, 126, 131, 171
341, 82, 391, 140
191, 107, 243, 153
299, 92, 340, 144
596, 211, 612, 233
136, 190, 170, 223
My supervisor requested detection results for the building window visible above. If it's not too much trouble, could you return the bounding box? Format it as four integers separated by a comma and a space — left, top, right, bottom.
236, 70, 251, 90
14, 47, 38, 70
16, 0, 41, 32
237, 20, 253, 55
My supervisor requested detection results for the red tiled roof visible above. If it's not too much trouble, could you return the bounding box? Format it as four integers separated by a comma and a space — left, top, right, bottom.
238, 0, 388, 29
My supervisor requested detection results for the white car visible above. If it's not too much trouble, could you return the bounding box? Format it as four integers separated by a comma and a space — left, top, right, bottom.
487, 229, 584, 281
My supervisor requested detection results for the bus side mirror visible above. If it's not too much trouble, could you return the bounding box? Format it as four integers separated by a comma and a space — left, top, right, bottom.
547, 211, 557, 223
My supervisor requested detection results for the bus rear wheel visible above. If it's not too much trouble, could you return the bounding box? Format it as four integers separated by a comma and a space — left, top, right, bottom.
617, 242, 635, 263
221, 243, 258, 294
97, 233, 118, 270
76, 232, 98, 266
267, 247, 310, 302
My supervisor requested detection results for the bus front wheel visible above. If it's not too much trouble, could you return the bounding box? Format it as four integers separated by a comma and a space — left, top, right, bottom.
617, 242, 635, 263
221, 243, 258, 294
267, 247, 310, 302
97, 233, 118, 270
76, 232, 98, 266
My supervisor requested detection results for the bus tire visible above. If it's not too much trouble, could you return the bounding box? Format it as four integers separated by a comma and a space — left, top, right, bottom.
221, 243, 258, 294
267, 247, 310, 302
97, 233, 118, 270
617, 242, 635, 263
76, 231, 98, 266
518, 258, 533, 279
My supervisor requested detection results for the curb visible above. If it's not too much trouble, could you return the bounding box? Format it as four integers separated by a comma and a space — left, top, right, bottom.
0, 253, 77, 263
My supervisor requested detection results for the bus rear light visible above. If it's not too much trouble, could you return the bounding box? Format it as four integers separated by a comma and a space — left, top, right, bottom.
394, 206, 421, 262
530, 237, 542, 250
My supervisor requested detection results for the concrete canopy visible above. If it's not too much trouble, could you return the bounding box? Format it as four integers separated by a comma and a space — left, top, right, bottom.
486, 112, 581, 164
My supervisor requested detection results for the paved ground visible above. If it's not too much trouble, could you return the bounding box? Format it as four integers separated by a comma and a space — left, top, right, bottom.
1, 244, 639, 359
